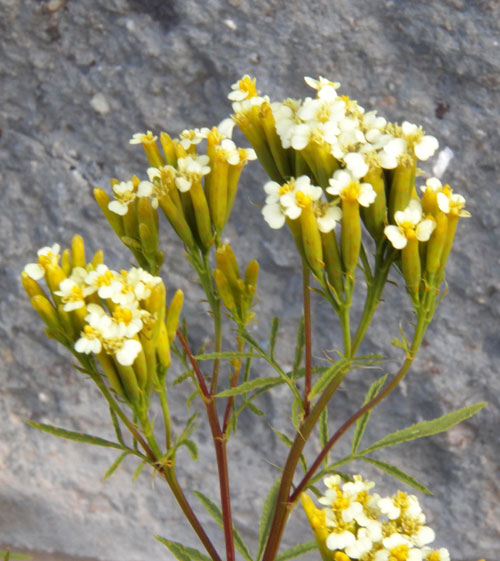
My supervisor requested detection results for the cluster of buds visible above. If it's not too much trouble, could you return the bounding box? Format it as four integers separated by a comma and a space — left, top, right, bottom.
302, 475, 450, 561
21, 236, 183, 410
212, 244, 258, 326
96, 126, 257, 258
229, 75, 469, 304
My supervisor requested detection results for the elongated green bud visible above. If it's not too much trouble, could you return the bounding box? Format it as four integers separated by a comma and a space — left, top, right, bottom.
437, 214, 460, 283
244, 259, 259, 305
137, 198, 158, 257
94, 188, 125, 238
158, 194, 195, 249
300, 204, 324, 278
157, 322, 171, 369
166, 289, 184, 343
402, 235, 421, 296
301, 494, 335, 561
142, 135, 164, 168
31, 295, 60, 331
341, 198, 361, 277
45, 264, 66, 300
91, 249, 103, 268
133, 346, 149, 390
215, 244, 240, 289
320, 231, 343, 298
160, 132, 177, 167
388, 158, 416, 222
189, 180, 213, 252
57, 304, 75, 341
209, 153, 229, 234
426, 212, 448, 275
261, 101, 290, 180
21, 272, 45, 299
114, 361, 141, 406
213, 268, 236, 312
61, 249, 72, 276
96, 352, 126, 400
361, 167, 386, 240
71, 235, 86, 269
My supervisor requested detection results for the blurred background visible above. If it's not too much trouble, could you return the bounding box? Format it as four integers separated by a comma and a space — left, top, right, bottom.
1, 1, 499, 560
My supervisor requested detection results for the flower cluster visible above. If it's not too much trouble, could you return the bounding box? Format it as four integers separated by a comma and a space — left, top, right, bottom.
302, 475, 450, 561
97, 122, 256, 257
229, 75, 469, 303
22, 236, 182, 409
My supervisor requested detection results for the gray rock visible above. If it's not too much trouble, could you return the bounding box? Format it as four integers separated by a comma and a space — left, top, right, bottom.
1, 1, 499, 560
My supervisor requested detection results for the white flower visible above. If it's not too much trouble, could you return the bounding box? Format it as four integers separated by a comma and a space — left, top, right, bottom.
326, 530, 356, 551
316, 203, 342, 233
24, 244, 61, 280
179, 127, 210, 149
378, 497, 401, 520
75, 327, 102, 355
85, 264, 123, 300
108, 181, 136, 216
413, 525, 435, 547
216, 138, 241, 165
55, 278, 85, 312
345, 527, 373, 559
262, 203, 286, 229
129, 131, 157, 144
280, 176, 323, 219
384, 199, 436, 249
115, 338, 142, 366
217, 118, 236, 138
228, 75, 257, 101
327, 169, 376, 207
415, 135, 439, 161
304, 76, 341, 101
421, 547, 450, 561
343, 152, 369, 179
378, 137, 407, 169
175, 155, 211, 192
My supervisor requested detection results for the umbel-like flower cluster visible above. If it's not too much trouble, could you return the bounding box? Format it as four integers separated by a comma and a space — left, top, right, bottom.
302, 475, 450, 561
22, 236, 182, 410
228, 75, 469, 306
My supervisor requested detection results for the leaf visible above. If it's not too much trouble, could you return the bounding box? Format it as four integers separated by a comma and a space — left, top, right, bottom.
359, 456, 432, 495
132, 460, 146, 482
269, 317, 280, 360
308, 358, 350, 401
246, 402, 265, 417
291, 395, 304, 431
156, 537, 212, 561
215, 377, 283, 398
108, 407, 126, 447
186, 388, 200, 409
351, 374, 388, 454
103, 451, 129, 480
359, 402, 486, 456
273, 430, 307, 473
179, 439, 198, 461
172, 370, 193, 386
193, 491, 253, 561
276, 541, 317, 561
243, 356, 252, 383
292, 316, 305, 377
319, 407, 329, 465
257, 479, 281, 561
195, 351, 260, 361
26, 422, 123, 450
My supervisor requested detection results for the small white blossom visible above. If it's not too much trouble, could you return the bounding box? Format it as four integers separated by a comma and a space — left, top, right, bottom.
55, 278, 85, 312
326, 530, 356, 551
327, 169, 377, 207
24, 244, 61, 280
129, 131, 157, 144
304, 76, 341, 101
378, 497, 401, 520
179, 127, 210, 150
108, 181, 136, 216
384, 199, 436, 249
175, 155, 211, 192
115, 338, 142, 366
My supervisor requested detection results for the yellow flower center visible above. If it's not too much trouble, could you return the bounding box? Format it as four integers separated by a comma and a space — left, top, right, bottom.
295, 191, 312, 208
343, 181, 361, 202
237, 76, 258, 98
279, 180, 296, 195
389, 544, 410, 561
83, 325, 98, 339
113, 307, 133, 324
97, 270, 116, 287
67, 284, 83, 302
334, 552, 351, 561
427, 551, 441, 561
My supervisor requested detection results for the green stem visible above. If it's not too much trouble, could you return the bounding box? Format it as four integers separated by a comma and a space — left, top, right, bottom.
158, 388, 172, 450
302, 263, 312, 418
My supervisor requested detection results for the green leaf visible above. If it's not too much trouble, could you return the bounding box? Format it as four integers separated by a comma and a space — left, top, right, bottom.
243, 356, 252, 383
269, 316, 280, 360
103, 451, 129, 480
172, 370, 193, 386
308, 358, 350, 401
195, 351, 260, 361
186, 388, 200, 409
26, 422, 123, 450
292, 316, 305, 377
108, 407, 126, 447
193, 491, 253, 561
257, 479, 281, 561
351, 374, 388, 454
291, 395, 304, 431
246, 401, 265, 417
215, 377, 283, 397
359, 402, 487, 456
359, 456, 432, 495
273, 430, 307, 472
132, 460, 146, 482
180, 439, 198, 461
156, 537, 212, 561
319, 407, 329, 465
276, 541, 317, 561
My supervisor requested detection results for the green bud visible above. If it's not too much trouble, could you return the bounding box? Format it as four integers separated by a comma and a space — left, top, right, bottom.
71, 235, 86, 269
189, 179, 214, 252
388, 158, 416, 222
426, 212, 448, 275
341, 198, 361, 277
21, 272, 45, 299
300, 204, 324, 278
61, 249, 72, 276
361, 167, 387, 240
94, 187, 126, 239
160, 132, 177, 167
31, 295, 60, 331
166, 289, 184, 343
213, 268, 236, 312
157, 322, 171, 370
320, 230, 343, 298
96, 352, 126, 400
158, 193, 196, 249
402, 235, 421, 296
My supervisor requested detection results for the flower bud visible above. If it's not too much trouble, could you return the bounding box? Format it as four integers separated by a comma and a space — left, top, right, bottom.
158, 193, 196, 249
300, 204, 324, 278
340, 198, 361, 277
141, 134, 165, 168
45, 264, 67, 300
244, 259, 259, 305
189, 179, 214, 252
31, 295, 60, 332
301, 493, 334, 561
96, 351, 126, 400
213, 268, 237, 313
402, 234, 421, 296
216, 244, 240, 289
94, 187, 126, 239
71, 235, 86, 269
21, 272, 45, 299
157, 322, 171, 370
61, 249, 72, 276
114, 362, 141, 406
208, 152, 229, 234
388, 158, 416, 222
320, 231, 343, 298
166, 289, 184, 344
261, 101, 290, 180
426, 212, 448, 275
360, 166, 387, 240
160, 132, 178, 167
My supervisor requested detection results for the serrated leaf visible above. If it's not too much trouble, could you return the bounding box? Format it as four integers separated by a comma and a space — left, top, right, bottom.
103, 451, 129, 480
273, 430, 307, 472
193, 491, 253, 561
187, 388, 200, 409
359, 402, 486, 456
257, 478, 281, 561
243, 356, 252, 383
351, 374, 388, 454
276, 541, 317, 561
291, 396, 304, 431
319, 407, 329, 466
269, 317, 280, 360
195, 351, 260, 361
155, 537, 212, 561
216, 377, 283, 398
359, 456, 432, 495
308, 358, 350, 401
26, 422, 124, 450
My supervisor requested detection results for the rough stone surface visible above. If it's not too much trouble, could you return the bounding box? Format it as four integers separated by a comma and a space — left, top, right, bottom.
1, 1, 499, 560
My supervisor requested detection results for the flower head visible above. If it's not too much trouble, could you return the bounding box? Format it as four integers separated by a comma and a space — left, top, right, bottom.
385, 199, 436, 249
